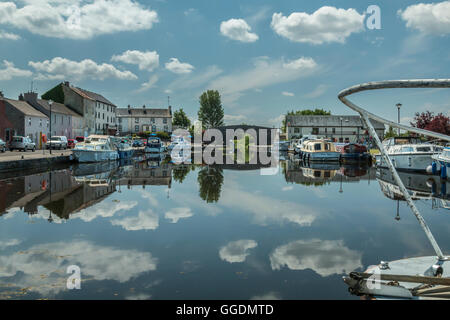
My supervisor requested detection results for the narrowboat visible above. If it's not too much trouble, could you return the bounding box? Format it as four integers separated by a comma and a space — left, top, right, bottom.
339, 143, 372, 164
375, 137, 442, 172
300, 139, 340, 162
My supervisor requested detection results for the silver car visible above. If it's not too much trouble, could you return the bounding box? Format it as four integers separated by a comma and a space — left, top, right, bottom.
0, 138, 6, 153
46, 136, 68, 150
10, 136, 36, 152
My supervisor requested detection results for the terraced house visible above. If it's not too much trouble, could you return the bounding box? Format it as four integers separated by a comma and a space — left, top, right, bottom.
0, 92, 48, 146
117, 105, 172, 135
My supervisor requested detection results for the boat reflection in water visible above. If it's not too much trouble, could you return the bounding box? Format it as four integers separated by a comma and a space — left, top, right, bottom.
282, 153, 374, 188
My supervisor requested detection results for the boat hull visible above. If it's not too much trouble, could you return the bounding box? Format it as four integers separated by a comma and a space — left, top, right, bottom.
303, 151, 340, 162
118, 149, 134, 159
376, 153, 434, 172
341, 153, 372, 163
73, 150, 119, 163
145, 146, 165, 153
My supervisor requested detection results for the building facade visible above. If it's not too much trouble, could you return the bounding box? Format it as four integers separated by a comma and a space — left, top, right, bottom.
23, 92, 83, 139
286, 115, 385, 143
0, 93, 48, 146
117, 105, 172, 135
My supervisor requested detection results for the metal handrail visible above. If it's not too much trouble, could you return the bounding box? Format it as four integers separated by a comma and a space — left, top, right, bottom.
338, 79, 450, 261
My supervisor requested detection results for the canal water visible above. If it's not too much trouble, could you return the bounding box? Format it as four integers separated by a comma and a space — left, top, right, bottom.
0, 154, 449, 300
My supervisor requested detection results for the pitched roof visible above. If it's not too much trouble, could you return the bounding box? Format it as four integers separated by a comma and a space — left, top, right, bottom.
117, 108, 171, 118
4, 98, 47, 118
74, 87, 116, 106
37, 99, 82, 117
286, 115, 385, 129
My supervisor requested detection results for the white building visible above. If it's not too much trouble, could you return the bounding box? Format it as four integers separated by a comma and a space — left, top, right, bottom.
286, 115, 385, 143
117, 105, 172, 135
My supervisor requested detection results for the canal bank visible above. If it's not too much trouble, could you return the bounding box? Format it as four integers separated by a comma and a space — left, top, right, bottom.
0, 150, 74, 173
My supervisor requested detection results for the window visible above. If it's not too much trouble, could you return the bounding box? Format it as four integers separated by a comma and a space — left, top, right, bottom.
151, 118, 155, 123
294, 127, 300, 133
164, 125, 168, 132
28, 117, 31, 126
325, 143, 330, 151
314, 143, 321, 151
332, 128, 336, 134
163, 118, 167, 124
325, 128, 328, 133
135, 118, 139, 123
312, 128, 319, 135
40, 119, 42, 127
103, 113, 105, 120
135, 125, 139, 132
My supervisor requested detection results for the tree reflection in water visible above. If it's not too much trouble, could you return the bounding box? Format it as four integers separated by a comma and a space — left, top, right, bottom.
197, 166, 224, 203
172, 165, 195, 184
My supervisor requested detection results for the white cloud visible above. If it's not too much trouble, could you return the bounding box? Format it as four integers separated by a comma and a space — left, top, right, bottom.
0, 60, 32, 80
168, 65, 222, 91
282, 91, 294, 97
271, 6, 365, 44
282, 186, 294, 191
208, 56, 318, 105
270, 239, 362, 277
165, 58, 195, 74
0, 240, 157, 297
165, 207, 193, 223
0, 238, 21, 249
0, 30, 20, 40
399, 1, 450, 35
250, 292, 281, 300
219, 240, 258, 263
224, 114, 247, 123
0, 0, 158, 40
111, 209, 159, 231
136, 75, 158, 93
111, 50, 159, 71
29, 57, 137, 81
305, 84, 327, 98
220, 18, 259, 42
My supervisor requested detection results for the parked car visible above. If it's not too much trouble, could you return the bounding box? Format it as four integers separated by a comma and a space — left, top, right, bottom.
132, 140, 144, 147
46, 136, 68, 150
75, 136, 85, 143
68, 139, 77, 148
9, 136, 36, 152
0, 138, 7, 152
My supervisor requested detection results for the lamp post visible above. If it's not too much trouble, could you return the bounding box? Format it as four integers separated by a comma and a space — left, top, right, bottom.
340, 117, 343, 142
48, 100, 53, 155
396, 103, 402, 136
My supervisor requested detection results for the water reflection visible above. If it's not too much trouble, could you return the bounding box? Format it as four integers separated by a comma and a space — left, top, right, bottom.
0, 154, 449, 300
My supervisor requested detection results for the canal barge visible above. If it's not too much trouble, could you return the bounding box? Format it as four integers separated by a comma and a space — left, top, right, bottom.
339, 143, 372, 164
300, 140, 340, 162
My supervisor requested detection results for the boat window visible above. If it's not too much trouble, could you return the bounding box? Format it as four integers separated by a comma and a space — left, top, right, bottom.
401, 146, 414, 153
325, 143, 330, 151
416, 146, 431, 152
313, 171, 321, 178
314, 143, 321, 151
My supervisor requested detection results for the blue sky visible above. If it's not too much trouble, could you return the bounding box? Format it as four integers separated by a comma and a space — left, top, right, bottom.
0, 0, 449, 127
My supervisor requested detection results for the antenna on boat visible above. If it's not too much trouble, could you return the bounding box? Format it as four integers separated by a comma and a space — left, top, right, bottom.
338, 79, 450, 261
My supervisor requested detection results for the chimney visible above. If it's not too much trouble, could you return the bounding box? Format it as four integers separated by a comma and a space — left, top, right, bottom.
168, 105, 172, 115
128, 104, 131, 114
24, 91, 38, 104
18, 93, 24, 101
64, 81, 70, 87
143, 105, 147, 114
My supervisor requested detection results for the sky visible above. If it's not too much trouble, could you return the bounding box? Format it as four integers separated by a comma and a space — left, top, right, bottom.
0, 0, 449, 128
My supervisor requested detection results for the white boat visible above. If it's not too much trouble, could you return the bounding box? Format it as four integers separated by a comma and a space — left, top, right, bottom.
115, 139, 134, 159
299, 139, 341, 162
375, 137, 441, 172
73, 135, 119, 163
432, 147, 450, 178
145, 136, 166, 153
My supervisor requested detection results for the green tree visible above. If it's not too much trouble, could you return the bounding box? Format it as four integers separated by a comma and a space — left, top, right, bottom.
42, 83, 65, 104
198, 90, 224, 129
173, 108, 191, 129
384, 126, 397, 139
197, 167, 224, 203
282, 108, 331, 132
173, 165, 194, 184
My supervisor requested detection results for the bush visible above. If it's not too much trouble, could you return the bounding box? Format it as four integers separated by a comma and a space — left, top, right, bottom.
156, 131, 171, 140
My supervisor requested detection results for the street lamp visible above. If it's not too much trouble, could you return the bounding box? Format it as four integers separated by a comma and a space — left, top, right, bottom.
340, 117, 343, 142
48, 99, 53, 155
396, 103, 402, 136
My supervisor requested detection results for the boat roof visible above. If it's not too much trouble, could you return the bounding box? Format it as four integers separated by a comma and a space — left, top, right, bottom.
88, 135, 111, 139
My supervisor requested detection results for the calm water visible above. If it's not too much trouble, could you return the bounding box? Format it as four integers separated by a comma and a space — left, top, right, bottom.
0, 154, 449, 300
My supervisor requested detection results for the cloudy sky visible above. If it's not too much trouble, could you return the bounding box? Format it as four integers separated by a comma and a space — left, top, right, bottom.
0, 0, 449, 127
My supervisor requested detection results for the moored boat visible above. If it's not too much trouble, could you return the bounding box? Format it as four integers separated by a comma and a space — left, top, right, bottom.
73, 135, 119, 163
115, 139, 134, 159
431, 147, 450, 178
339, 143, 372, 164
300, 139, 340, 162
375, 137, 441, 172
145, 136, 165, 153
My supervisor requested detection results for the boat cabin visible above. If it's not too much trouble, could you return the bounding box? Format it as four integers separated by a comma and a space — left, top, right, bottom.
301, 140, 337, 153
